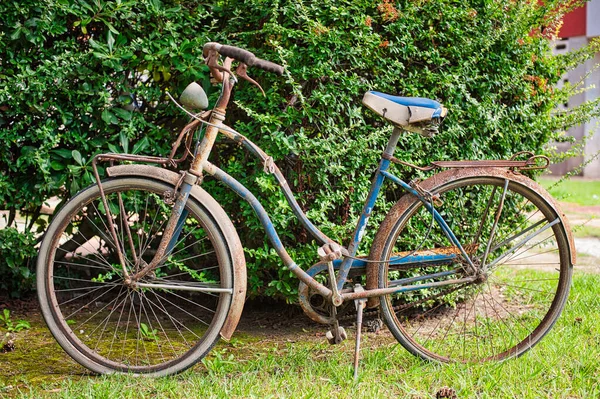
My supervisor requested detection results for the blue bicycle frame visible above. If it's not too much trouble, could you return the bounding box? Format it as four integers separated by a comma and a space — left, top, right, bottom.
158, 75, 477, 303
166, 123, 478, 302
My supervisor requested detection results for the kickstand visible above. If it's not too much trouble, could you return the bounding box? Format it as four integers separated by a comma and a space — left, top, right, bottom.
353, 284, 367, 380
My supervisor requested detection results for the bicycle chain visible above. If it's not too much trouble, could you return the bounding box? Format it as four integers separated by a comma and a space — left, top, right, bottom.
336, 283, 466, 322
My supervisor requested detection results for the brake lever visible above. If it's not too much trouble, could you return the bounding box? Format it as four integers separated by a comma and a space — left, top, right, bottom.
236, 63, 265, 96
206, 51, 237, 83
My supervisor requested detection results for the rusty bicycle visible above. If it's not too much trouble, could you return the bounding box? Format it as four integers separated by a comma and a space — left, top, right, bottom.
37, 42, 575, 377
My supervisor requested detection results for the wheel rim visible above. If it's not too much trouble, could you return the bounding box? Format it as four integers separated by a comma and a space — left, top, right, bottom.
380, 176, 571, 363
43, 179, 232, 373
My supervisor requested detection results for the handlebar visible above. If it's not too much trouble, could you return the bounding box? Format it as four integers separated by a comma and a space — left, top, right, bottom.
203, 42, 284, 76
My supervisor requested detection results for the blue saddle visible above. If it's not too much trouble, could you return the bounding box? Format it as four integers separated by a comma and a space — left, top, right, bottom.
369, 91, 444, 118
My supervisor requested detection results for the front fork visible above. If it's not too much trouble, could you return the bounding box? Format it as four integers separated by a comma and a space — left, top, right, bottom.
127, 173, 197, 283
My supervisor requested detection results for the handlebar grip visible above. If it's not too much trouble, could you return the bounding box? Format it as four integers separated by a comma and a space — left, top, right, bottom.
253, 58, 284, 76
218, 45, 256, 66
203, 42, 285, 76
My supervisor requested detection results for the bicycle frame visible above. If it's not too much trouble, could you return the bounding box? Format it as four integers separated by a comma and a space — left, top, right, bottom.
96, 73, 478, 303
198, 122, 478, 301
168, 75, 476, 303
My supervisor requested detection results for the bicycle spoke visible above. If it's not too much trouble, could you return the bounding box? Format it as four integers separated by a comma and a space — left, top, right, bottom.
57, 282, 120, 307
151, 290, 212, 327
481, 179, 509, 268
107, 290, 129, 359
69, 284, 123, 330
56, 239, 114, 271
121, 291, 135, 365
138, 291, 165, 363
89, 202, 119, 251
161, 237, 211, 262
54, 259, 112, 272
91, 286, 127, 351
145, 291, 200, 342
140, 290, 179, 358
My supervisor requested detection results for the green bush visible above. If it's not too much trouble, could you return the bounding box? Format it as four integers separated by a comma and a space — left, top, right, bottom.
1, 0, 599, 299
0, 228, 36, 297
1, 0, 215, 296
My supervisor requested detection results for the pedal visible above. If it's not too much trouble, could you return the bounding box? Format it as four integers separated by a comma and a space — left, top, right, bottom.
325, 326, 347, 345
317, 242, 344, 262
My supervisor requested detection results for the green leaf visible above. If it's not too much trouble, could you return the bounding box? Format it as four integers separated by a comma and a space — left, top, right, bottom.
52, 149, 73, 159
113, 108, 132, 121
103, 20, 119, 35
132, 137, 149, 154
119, 132, 129, 153
101, 109, 119, 125
50, 161, 66, 171
107, 31, 115, 53
70, 179, 80, 196
92, 52, 108, 59
71, 150, 83, 166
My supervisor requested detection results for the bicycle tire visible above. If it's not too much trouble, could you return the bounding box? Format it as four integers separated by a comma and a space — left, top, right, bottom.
372, 171, 572, 363
37, 177, 233, 376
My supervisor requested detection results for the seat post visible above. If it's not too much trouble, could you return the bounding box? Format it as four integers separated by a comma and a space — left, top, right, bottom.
383, 127, 403, 158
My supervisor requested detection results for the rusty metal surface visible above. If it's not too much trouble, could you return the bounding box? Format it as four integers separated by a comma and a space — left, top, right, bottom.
102, 164, 247, 340
166, 118, 203, 164
298, 280, 335, 325
344, 276, 477, 301
189, 110, 225, 178
382, 153, 437, 171
94, 118, 205, 169
352, 284, 366, 380
432, 160, 535, 168
385, 153, 550, 172
385, 245, 477, 260
367, 167, 576, 305
298, 259, 368, 325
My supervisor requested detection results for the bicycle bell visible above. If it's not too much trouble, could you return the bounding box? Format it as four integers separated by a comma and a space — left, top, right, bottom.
179, 82, 209, 110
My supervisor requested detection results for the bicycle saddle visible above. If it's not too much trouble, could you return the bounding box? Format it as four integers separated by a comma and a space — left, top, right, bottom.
362, 91, 447, 130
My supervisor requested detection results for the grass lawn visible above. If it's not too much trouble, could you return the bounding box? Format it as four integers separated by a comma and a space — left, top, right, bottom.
538, 177, 600, 207
2, 270, 600, 398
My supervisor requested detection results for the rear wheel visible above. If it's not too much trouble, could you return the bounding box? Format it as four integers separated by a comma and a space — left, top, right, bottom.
373, 174, 572, 362
37, 178, 233, 376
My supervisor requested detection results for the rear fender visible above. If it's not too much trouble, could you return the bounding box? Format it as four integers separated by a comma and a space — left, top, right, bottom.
106, 164, 246, 340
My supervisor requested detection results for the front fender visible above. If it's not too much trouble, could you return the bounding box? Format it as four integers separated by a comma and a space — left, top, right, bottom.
106, 164, 246, 340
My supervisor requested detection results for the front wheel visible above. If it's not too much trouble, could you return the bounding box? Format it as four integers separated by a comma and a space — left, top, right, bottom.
37, 177, 234, 376
372, 172, 572, 363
